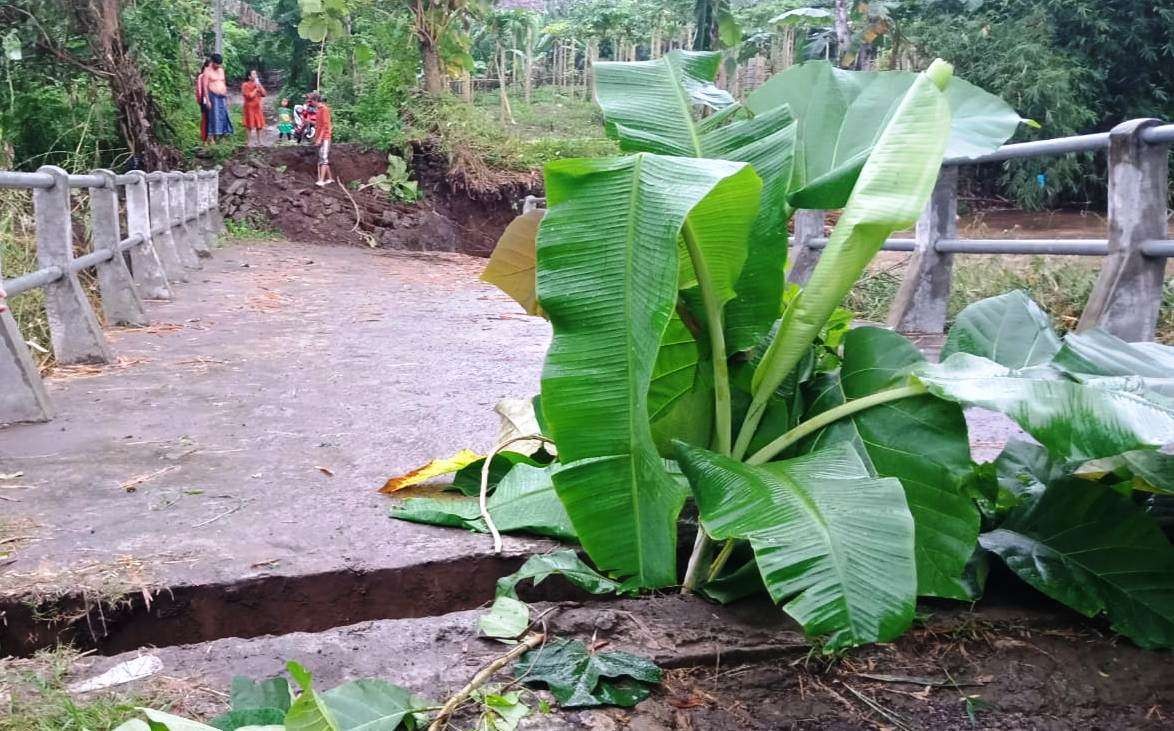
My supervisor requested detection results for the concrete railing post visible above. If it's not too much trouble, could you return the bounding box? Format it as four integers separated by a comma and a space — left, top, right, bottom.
0, 252, 53, 423
212, 167, 226, 233
887, 166, 958, 333
124, 171, 173, 300
1078, 119, 1168, 340
89, 170, 147, 326
147, 172, 188, 282
787, 210, 825, 285
33, 165, 112, 364
185, 172, 211, 258
168, 171, 201, 269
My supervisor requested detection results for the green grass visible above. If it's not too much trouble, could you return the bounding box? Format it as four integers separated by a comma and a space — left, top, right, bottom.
1, 190, 53, 367
845, 254, 1174, 343
224, 214, 283, 241
0, 647, 196, 731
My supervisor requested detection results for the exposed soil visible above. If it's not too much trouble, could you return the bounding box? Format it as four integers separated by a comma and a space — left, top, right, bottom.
218, 141, 540, 256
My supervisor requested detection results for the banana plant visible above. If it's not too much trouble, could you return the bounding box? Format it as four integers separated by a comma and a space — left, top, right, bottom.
409, 52, 1174, 651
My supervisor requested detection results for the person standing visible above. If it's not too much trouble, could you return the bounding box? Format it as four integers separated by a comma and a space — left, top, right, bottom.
196, 59, 211, 145
202, 54, 233, 142
309, 92, 334, 187
242, 70, 267, 147
277, 99, 294, 143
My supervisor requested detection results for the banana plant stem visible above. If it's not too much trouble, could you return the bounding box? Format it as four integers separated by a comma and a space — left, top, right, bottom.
679, 221, 732, 593
745, 383, 928, 466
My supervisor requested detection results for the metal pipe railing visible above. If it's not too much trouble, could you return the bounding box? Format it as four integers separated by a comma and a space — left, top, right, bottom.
1, 164, 221, 425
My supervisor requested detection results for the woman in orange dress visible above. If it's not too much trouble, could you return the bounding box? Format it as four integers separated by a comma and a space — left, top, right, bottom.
242, 70, 267, 147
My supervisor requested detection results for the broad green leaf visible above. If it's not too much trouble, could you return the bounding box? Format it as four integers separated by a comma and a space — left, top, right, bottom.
209, 709, 286, 731
993, 438, 1065, 506
592, 52, 797, 350
495, 549, 621, 599
593, 51, 733, 157
449, 451, 545, 497
742, 60, 954, 457
1052, 329, 1174, 400
537, 153, 760, 588
746, 60, 1027, 209
675, 441, 916, 650
481, 210, 545, 317
479, 690, 530, 731
513, 638, 662, 708
391, 463, 576, 541
700, 557, 767, 604
942, 291, 1062, 368
1074, 450, 1174, 495
297, 16, 329, 43
981, 479, 1174, 649
803, 327, 980, 600
285, 661, 340, 731
379, 449, 481, 493
138, 710, 219, 731
3, 31, 21, 61
913, 353, 1174, 462
322, 679, 431, 730
648, 313, 699, 422
230, 676, 291, 713
479, 596, 530, 640
770, 8, 834, 26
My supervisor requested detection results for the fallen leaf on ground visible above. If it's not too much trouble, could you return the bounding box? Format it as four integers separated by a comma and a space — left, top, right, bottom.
316, 466, 335, 477
0, 472, 24, 480
379, 449, 481, 493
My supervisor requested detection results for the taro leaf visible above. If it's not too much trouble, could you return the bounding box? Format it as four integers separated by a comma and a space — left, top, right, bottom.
450, 451, 545, 497
746, 60, 1028, 209
230, 676, 291, 713
913, 353, 1174, 463
481, 210, 545, 317
537, 153, 761, 588
321, 678, 432, 730
674, 441, 916, 650
513, 638, 662, 708
495, 549, 621, 600
742, 60, 954, 458
209, 709, 286, 731
392, 463, 576, 541
592, 50, 797, 351
802, 327, 980, 600
942, 291, 1062, 368
479, 596, 530, 640
297, 16, 329, 43
1052, 329, 1174, 400
284, 661, 340, 731
379, 449, 480, 493
981, 479, 1174, 649
3, 31, 21, 61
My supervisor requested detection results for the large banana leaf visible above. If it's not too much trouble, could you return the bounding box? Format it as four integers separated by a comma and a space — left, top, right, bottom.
802, 327, 980, 599
592, 50, 797, 351
674, 441, 917, 650
941, 290, 1062, 368
648, 312, 700, 421
745, 59, 1030, 209
740, 59, 954, 458
537, 154, 761, 588
981, 478, 1174, 649
480, 209, 545, 316
1052, 329, 1174, 400
913, 353, 1174, 462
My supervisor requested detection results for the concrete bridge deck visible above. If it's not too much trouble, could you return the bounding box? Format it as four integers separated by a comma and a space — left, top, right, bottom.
0, 239, 1020, 656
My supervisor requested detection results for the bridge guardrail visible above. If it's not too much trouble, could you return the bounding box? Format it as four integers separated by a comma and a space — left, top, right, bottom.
790, 118, 1173, 341
1, 165, 223, 424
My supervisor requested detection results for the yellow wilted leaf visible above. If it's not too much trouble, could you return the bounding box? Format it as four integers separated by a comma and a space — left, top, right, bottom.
480, 209, 545, 317
379, 449, 481, 494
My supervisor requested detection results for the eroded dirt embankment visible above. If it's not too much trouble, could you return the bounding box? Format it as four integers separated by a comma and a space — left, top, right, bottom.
218, 141, 540, 255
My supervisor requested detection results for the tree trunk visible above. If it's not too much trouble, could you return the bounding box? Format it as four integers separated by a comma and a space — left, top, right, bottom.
420, 37, 445, 95
833, 0, 852, 67
73, 0, 177, 169
524, 26, 534, 104
498, 45, 514, 125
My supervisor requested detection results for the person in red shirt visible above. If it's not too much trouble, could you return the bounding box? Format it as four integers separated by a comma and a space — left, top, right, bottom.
309, 92, 334, 187
241, 70, 267, 147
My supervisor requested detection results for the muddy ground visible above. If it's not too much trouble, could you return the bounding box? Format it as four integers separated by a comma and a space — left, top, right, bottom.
218, 141, 538, 255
